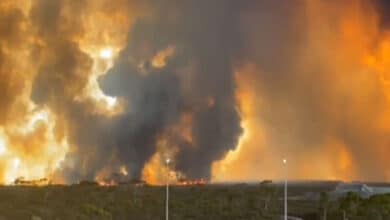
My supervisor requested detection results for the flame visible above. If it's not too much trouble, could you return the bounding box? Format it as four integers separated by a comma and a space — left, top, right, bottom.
151, 46, 175, 69
0, 0, 134, 185
0, 133, 7, 156
176, 179, 207, 186
97, 180, 117, 187
99, 48, 114, 60
119, 165, 128, 176
14, 177, 50, 186
142, 111, 197, 185
142, 152, 169, 185
142, 135, 183, 185
0, 108, 68, 184
0, 0, 389, 185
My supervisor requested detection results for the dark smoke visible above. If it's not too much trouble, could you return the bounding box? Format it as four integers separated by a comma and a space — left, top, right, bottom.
30, 0, 246, 181
376, 0, 390, 29
100, 0, 245, 179
29, 0, 118, 181
26, 0, 389, 182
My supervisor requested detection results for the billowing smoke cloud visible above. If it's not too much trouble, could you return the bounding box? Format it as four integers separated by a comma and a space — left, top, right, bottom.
98, 0, 244, 180
213, 0, 390, 182
29, 0, 244, 182
0, 3, 26, 125
0, 0, 389, 184
28, 0, 146, 182
376, 0, 390, 28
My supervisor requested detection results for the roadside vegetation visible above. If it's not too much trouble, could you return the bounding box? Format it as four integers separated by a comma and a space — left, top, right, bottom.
0, 183, 388, 220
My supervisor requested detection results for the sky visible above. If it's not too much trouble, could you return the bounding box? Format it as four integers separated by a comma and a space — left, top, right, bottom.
0, 0, 389, 184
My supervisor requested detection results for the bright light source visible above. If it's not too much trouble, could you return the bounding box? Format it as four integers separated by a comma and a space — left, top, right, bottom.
99, 48, 113, 59
120, 166, 128, 176
166, 158, 171, 165
13, 158, 20, 169
283, 159, 287, 164
106, 96, 117, 108
0, 137, 6, 155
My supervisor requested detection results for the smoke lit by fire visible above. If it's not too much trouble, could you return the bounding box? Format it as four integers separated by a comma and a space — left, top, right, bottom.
0, 0, 389, 185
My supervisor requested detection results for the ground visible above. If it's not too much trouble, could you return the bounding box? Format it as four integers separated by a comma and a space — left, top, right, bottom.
0, 182, 388, 220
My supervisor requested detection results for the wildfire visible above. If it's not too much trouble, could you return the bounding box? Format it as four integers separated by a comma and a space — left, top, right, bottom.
13, 176, 50, 186
76, 45, 124, 117
142, 150, 175, 185
0, 132, 7, 156
99, 48, 114, 60
119, 165, 128, 176
151, 46, 176, 69
212, 64, 268, 182
0, 106, 69, 184
0, 0, 389, 186
365, 34, 390, 100
175, 179, 207, 186
213, 0, 390, 182
97, 179, 117, 187
74, 0, 133, 117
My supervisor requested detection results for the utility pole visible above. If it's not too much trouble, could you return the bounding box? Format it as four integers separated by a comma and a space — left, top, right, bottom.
283, 159, 287, 220
165, 158, 171, 220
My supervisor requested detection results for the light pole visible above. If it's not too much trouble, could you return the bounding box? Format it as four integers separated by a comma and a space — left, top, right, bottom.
283, 159, 287, 220
165, 158, 171, 220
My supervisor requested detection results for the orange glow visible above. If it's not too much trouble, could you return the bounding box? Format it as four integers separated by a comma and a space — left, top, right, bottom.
365, 35, 390, 99
142, 136, 180, 185
142, 152, 170, 185
212, 64, 270, 181
213, 0, 390, 182
120, 165, 128, 176
151, 46, 175, 69
0, 108, 68, 184
76, 45, 124, 117
0, 0, 389, 185
173, 113, 194, 145
175, 179, 206, 186
99, 48, 114, 60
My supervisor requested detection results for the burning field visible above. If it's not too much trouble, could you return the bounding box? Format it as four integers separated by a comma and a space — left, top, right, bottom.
0, 0, 389, 186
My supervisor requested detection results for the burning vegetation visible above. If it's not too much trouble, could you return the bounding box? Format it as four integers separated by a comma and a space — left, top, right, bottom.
13, 177, 51, 186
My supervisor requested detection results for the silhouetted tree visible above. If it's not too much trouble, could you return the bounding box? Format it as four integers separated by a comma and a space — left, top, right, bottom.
319, 191, 329, 220
339, 192, 362, 219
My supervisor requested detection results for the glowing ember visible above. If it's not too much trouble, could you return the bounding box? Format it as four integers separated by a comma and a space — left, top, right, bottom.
14, 177, 50, 186
176, 179, 207, 186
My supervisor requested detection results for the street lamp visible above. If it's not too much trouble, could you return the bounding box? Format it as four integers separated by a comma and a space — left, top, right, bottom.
165, 158, 171, 220
283, 158, 287, 220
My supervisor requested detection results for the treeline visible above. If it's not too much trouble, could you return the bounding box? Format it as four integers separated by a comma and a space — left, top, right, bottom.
314, 192, 390, 220
0, 184, 388, 219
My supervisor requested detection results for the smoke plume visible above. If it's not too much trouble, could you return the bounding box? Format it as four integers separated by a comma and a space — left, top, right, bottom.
0, 0, 388, 184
